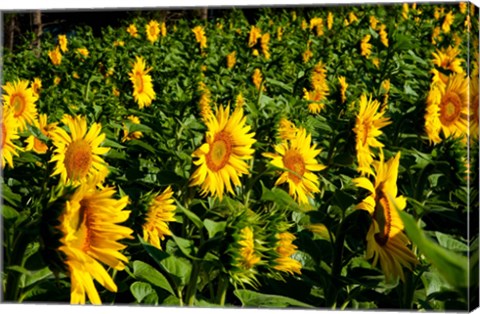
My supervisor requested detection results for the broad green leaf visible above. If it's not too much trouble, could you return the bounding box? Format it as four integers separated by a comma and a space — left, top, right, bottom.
399, 211, 468, 288
2, 205, 19, 219
20, 267, 52, 289
175, 201, 203, 229
203, 218, 226, 239
234, 289, 314, 308
130, 281, 158, 303
434, 232, 468, 252
132, 260, 175, 296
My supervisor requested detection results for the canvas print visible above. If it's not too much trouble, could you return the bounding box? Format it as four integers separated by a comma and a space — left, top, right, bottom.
1, 1, 479, 311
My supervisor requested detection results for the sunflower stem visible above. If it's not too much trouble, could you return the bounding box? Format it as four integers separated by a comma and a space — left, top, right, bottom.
216, 274, 229, 306
4, 232, 29, 301
326, 218, 347, 308
185, 260, 200, 306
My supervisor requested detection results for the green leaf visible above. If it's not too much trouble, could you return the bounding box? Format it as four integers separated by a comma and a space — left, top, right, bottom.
103, 138, 126, 149
20, 267, 52, 289
434, 232, 469, 253
127, 139, 157, 154
203, 218, 226, 239
2, 205, 19, 219
261, 184, 302, 211
234, 289, 314, 308
132, 260, 175, 296
130, 281, 158, 304
2, 184, 21, 206
399, 211, 468, 288
175, 201, 203, 229
160, 255, 192, 287
171, 235, 198, 259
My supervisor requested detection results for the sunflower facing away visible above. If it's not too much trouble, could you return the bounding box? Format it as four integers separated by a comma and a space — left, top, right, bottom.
142, 186, 176, 250
353, 94, 391, 176
424, 73, 469, 143
1, 108, 21, 168
129, 56, 156, 109
190, 105, 256, 200
50, 115, 110, 186
263, 127, 326, 205
273, 232, 302, 275
25, 113, 58, 154
146, 20, 160, 43
57, 181, 133, 304
432, 46, 464, 74
237, 226, 261, 270
353, 152, 417, 282
2, 79, 39, 131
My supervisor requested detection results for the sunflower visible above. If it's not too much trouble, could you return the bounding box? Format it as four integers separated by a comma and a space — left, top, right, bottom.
248, 26, 262, 47
146, 20, 160, 43
58, 34, 68, 52
122, 115, 143, 142
190, 105, 256, 200
370, 15, 379, 30
50, 115, 110, 186
129, 56, 156, 109
470, 75, 479, 139
353, 94, 391, 176
402, 3, 409, 19
161, 22, 167, 37
192, 26, 207, 49
327, 12, 334, 30
425, 74, 469, 142
198, 81, 213, 121
48, 46, 62, 66
260, 33, 271, 59
432, 46, 464, 74
353, 152, 418, 282
442, 10, 454, 33
76, 48, 89, 58
25, 113, 58, 154
226, 51, 236, 69
273, 232, 301, 275
237, 227, 261, 270
31, 78, 42, 97
127, 24, 138, 37
142, 186, 176, 250
360, 34, 372, 58
2, 79, 38, 131
278, 118, 298, 141
1, 108, 21, 168
263, 127, 326, 205
302, 48, 313, 63
276, 26, 283, 40
378, 24, 389, 47
338, 76, 348, 104
303, 88, 327, 114
311, 61, 329, 93
57, 181, 133, 304
235, 93, 245, 109
252, 68, 264, 91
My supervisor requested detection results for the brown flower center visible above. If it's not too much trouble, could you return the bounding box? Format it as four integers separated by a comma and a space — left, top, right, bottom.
373, 185, 392, 246
283, 150, 306, 184
1, 123, 6, 149
440, 91, 462, 126
11, 94, 26, 118
206, 131, 233, 171
64, 140, 93, 181
135, 72, 144, 93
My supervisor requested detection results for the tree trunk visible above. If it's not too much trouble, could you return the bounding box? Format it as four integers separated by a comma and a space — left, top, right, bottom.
33, 11, 42, 56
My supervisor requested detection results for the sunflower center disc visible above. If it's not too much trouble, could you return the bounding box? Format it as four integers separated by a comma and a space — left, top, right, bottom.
64, 139, 93, 180
1, 123, 6, 149
440, 92, 462, 126
373, 188, 392, 246
135, 73, 144, 93
206, 132, 232, 171
283, 151, 306, 184
11, 95, 26, 117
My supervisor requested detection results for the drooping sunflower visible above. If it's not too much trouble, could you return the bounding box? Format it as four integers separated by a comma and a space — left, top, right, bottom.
190, 105, 256, 200
263, 127, 326, 205
432, 46, 465, 74
142, 186, 176, 250
273, 232, 301, 275
122, 115, 143, 142
353, 152, 418, 282
360, 34, 372, 58
127, 24, 138, 37
237, 226, 261, 270
48, 46, 62, 66
31, 78, 42, 97
192, 26, 207, 49
25, 113, 58, 154
50, 115, 110, 186
425, 73, 469, 143
58, 34, 68, 52
1, 108, 21, 169
146, 20, 160, 43
353, 94, 391, 176
129, 56, 156, 109
2, 79, 38, 131
57, 181, 133, 304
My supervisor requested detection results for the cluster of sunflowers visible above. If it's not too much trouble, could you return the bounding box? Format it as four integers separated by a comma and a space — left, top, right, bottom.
1, 2, 478, 310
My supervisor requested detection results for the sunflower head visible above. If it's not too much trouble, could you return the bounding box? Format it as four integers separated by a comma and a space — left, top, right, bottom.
192, 26, 207, 49
248, 26, 262, 47
25, 113, 58, 154
1, 108, 21, 168
122, 115, 143, 142
146, 20, 160, 43
129, 56, 156, 109
226, 51, 237, 69
32, 78, 42, 97
127, 24, 138, 37
58, 34, 68, 52
50, 115, 110, 186
260, 33, 271, 59
57, 180, 133, 304
48, 46, 62, 66
2, 79, 39, 131
141, 186, 176, 250
263, 127, 326, 205
190, 105, 256, 200
353, 152, 418, 282
360, 34, 372, 58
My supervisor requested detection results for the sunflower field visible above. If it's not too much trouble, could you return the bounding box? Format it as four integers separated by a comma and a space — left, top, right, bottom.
1, 2, 479, 310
